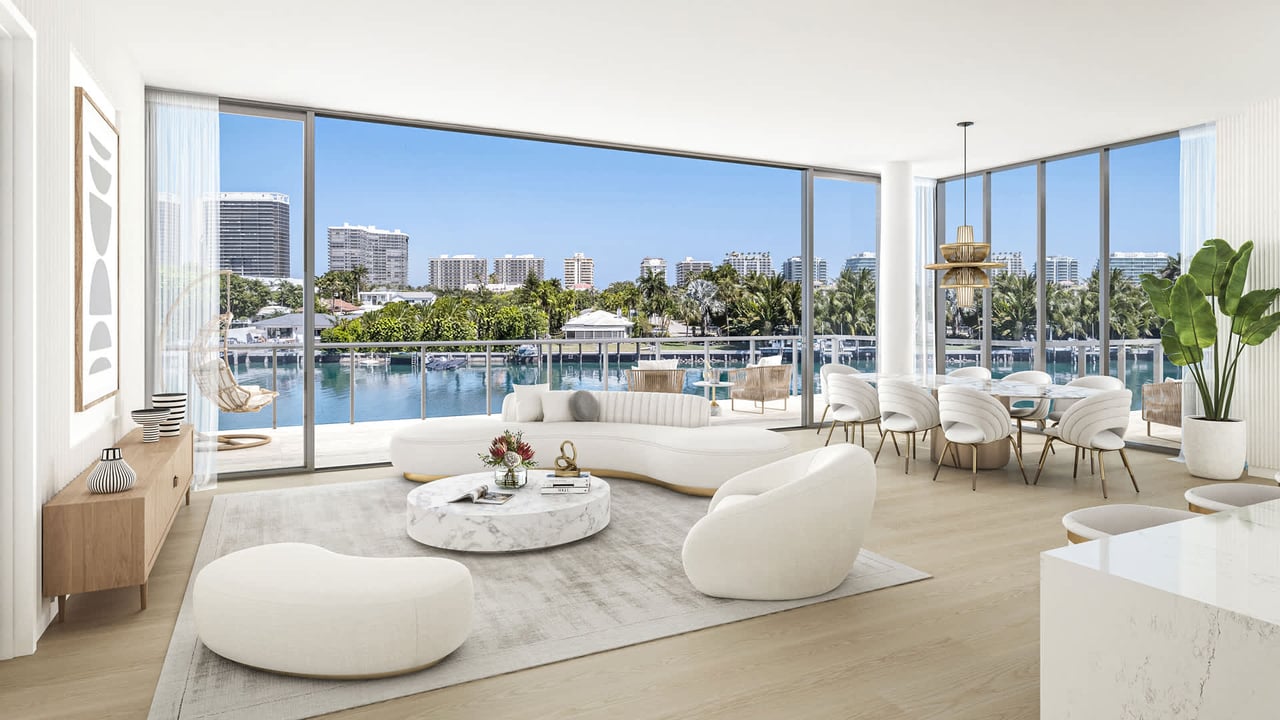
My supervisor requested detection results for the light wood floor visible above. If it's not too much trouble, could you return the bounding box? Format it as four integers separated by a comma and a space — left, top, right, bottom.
0, 429, 1232, 719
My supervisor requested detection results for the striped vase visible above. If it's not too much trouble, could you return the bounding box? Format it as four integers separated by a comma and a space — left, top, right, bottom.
153, 392, 187, 438
87, 448, 136, 494
131, 407, 170, 443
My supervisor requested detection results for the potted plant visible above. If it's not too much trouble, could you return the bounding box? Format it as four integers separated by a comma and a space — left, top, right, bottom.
1141, 239, 1280, 479
478, 430, 537, 488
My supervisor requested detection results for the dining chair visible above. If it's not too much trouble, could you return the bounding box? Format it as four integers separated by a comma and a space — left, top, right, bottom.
947, 366, 992, 380
932, 384, 1027, 490
1001, 370, 1051, 454
824, 374, 881, 448
1046, 375, 1123, 423
816, 363, 859, 435
876, 379, 940, 474
1033, 389, 1136, 499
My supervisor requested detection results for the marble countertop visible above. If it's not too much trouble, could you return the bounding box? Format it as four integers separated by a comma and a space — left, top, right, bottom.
1044, 498, 1280, 626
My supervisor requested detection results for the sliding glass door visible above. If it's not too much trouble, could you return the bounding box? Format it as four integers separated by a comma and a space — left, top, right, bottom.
215, 106, 308, 474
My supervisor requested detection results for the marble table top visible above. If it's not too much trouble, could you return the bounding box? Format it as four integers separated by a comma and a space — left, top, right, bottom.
406, 472, 611, 552
1044, 497, 1280, 627
856, 373, 1105, 399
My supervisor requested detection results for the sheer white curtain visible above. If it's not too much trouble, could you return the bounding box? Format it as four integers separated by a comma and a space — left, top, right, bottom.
913, 178, 938, 376
1179, 124, 1216, 421
147, 90, 220, 490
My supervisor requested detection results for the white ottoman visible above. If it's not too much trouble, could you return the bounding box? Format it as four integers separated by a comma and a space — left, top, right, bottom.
194, 543, 472, 678
1062, 504, 1198, 544
1185, 482, 1280, 513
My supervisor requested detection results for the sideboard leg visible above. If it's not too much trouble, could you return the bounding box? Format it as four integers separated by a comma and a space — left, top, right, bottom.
140, 583, 148, 611
186, 488, 191, 506
59, 595, 69, 623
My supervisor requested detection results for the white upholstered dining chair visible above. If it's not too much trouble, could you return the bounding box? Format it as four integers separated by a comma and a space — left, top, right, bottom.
876, 379, 940, 474
1046, 375, 1123, 423
932, 384, 1028, 490
1034, 389, 1136, 499
824, 373, 881, 448
816, 363, 860, 436
1001, 370, 1052, 454
947, 366, 992, 380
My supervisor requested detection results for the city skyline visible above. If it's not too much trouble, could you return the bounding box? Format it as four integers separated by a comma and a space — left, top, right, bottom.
220, 114, 1178, 290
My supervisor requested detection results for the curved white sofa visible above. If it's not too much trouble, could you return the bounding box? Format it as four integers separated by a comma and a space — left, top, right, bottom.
682, 444, 877, 600
193, 543, 473, 679
390, 391, 793, 495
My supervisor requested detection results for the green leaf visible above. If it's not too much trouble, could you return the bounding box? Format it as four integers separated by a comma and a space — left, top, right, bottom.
1171, 274, 1217, 349
1241, 312, 1280, 346
1231, 288, 1280, 334
1219, 241, 1254, 315
1140, 274, 1173, 318
1160, 320, 1198, 365
1187, 239, 1235, 297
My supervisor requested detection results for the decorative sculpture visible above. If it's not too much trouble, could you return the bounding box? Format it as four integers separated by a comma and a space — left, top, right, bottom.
554, 440, 580, 477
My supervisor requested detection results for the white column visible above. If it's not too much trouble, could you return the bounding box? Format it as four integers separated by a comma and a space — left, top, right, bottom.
878, 162, 915, 376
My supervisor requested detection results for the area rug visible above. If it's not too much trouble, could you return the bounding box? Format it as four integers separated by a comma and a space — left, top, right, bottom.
150, 476, 929, 720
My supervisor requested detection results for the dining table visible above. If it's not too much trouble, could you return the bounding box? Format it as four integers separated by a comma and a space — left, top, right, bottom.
853, 372, 1108, 470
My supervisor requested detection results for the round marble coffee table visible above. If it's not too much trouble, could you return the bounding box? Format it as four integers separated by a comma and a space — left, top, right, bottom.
406, 472, 611, 552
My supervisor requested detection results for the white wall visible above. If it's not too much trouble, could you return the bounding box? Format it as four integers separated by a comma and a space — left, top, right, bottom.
4, 0, 144, 658
1217, 98, 1280, 479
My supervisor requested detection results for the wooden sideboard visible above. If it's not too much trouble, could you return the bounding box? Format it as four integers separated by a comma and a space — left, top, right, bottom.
43, 424, 194, 620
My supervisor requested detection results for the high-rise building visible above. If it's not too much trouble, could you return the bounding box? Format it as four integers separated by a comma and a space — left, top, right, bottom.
327, 223, 409, 287
1109, 251, 1172, 282
675, 257, 713, 286
1040, 255, 1080, 285
724, 251, 773, 277
218, 192, 291, 278
493, 254, 545, 285
781, 256, 829, 285
639, 257, 667, 282
842, 252, 877, 278
990, 251, 1026, 278
564, 252, 595, 289
429, 255, 488, 290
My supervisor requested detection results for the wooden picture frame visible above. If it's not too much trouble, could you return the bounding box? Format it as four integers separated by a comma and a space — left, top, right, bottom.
74, 86, 120, 411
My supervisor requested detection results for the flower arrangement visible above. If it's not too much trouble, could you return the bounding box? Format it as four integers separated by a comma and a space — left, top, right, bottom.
479, 430, 536, 487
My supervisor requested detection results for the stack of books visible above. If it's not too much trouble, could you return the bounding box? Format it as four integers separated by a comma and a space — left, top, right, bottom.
540, 471, 591, 494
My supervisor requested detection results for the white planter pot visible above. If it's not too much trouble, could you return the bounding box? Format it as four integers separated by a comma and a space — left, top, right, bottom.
1183, 416, 1246, 480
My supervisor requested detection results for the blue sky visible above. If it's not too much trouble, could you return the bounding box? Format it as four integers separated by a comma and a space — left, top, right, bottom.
220, 113, 1177, 287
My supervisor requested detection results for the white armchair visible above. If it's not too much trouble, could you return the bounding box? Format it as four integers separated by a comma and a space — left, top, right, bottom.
682, 445, 877, 600
932, 384, 1028, 490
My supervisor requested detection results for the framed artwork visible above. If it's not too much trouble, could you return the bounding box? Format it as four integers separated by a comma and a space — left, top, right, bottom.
75, 86, 120, 411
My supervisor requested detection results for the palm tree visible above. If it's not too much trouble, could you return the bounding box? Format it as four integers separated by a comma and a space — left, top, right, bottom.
731, 274, 800, 336
989, 273, 1037, 340
684, 279, 724, 336
1159, 253, 1182, 281
814, 269, 875, 336
637, 271, 675, 334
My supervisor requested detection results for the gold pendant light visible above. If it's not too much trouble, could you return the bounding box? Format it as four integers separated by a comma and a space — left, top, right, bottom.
926, 121, 1003, 307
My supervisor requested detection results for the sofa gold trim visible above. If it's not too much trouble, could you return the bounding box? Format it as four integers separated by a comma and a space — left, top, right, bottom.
1187, 503, 1216, 515
238, 655, 445, 680
402, 468, 715, 497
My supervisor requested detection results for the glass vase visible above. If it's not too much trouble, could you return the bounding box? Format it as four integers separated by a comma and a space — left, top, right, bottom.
494, 466, 527, 489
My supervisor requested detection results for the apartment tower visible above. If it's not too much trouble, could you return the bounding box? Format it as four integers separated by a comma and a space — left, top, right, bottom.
327, 223, 409, 287
493, 254, 545, 285
564, 252, 595, 289
429, 255, 488, 290
218, 192, 291, 278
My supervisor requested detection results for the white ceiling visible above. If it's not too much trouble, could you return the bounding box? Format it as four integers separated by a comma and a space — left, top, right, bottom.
104, 0, 1280, 176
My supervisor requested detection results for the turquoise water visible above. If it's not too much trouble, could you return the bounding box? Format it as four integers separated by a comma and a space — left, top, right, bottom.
219, 354, 1178, 430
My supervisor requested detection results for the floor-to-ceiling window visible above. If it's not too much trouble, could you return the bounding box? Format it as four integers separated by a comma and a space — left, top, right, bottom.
988, 166, 1038, 378
934, 133, 1180, 449
216, 107, 307, 473
1044, 152, 1101, 384
940, 175, 985, 369
813, 174, 879, 387
1108, 137, 1180, 444
197, 103, 877, 475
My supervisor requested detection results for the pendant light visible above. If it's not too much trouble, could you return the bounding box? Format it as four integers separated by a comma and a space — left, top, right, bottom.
926, 121, 1003, 307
